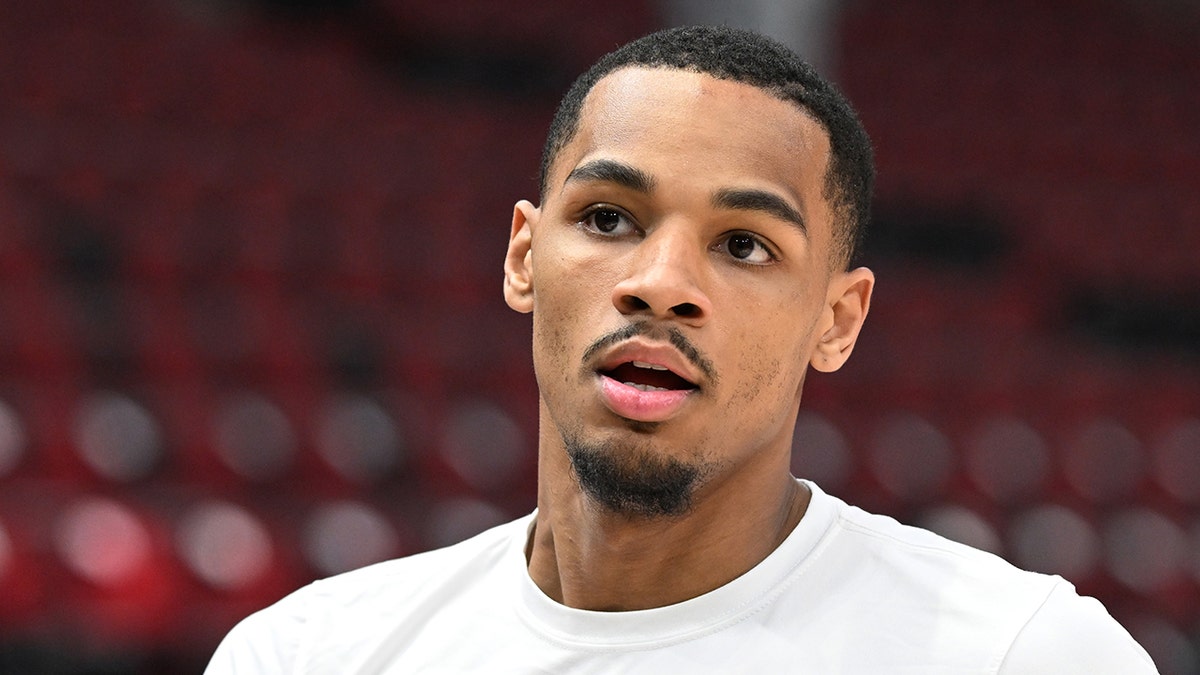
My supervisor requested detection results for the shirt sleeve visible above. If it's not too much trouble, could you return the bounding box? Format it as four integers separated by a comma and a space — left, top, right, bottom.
203, 586, 314, 675
998, 580, 1159, 674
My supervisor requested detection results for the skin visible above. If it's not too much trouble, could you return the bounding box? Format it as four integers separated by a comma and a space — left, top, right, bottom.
502, 66, 874, 612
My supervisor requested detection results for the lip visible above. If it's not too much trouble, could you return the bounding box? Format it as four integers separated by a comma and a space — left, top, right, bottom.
593, 340, 702, 423
598, 376, 694, 422
595, 340, 704, 386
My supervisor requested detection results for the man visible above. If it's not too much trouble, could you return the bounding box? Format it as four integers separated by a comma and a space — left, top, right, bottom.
207, 26, 1156, 672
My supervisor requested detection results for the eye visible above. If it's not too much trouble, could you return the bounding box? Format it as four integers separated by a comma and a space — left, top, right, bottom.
717, 232, 775, 265
579, 207, 635, 236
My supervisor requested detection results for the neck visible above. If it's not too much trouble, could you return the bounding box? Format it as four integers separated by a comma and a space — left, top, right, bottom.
527, 434, 810, 611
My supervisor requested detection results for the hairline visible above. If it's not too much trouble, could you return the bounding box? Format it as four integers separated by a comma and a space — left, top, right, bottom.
539, 64, 856, 269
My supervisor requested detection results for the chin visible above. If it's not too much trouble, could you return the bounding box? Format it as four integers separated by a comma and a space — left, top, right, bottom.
622, 418, 661, 435
562, 432, 715, 519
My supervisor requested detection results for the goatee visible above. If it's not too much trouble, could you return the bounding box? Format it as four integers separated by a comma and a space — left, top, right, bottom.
565, 438, 709, 518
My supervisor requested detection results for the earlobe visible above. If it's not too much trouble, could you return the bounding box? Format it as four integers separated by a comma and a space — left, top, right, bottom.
811, 267, 874, 373
503, 200, 538, 314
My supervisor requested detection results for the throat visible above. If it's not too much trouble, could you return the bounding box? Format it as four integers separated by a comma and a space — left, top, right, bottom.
528, 478, 813, 611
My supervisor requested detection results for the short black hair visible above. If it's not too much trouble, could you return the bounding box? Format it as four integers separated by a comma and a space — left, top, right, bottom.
538, 25, 873, 268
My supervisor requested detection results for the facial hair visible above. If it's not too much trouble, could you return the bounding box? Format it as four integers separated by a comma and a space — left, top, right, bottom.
562, 321, 721, 518
565, 435, 713, 519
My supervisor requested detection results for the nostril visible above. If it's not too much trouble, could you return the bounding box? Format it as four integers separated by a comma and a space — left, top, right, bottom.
672, 302, 700, 317
622, 295, 650, 311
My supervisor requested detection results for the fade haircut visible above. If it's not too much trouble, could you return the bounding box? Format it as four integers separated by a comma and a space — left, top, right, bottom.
538, 25, 874, 268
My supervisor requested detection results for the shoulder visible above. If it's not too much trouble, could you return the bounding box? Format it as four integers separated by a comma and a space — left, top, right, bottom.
310, 514, 522, 605
203, 514, 531, 674
803, 492, 1148, 671
806, 492, 1156, 672
303, 512, 525, 615
825, 497, 1055, 601
998, 581, 1158, 674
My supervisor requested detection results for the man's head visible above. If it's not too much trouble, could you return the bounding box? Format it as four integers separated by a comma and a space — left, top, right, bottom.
505, 26, 874, 520
539, 25, 873, 269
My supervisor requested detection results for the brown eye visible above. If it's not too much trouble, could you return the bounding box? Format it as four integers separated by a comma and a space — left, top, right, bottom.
592, 209, 623, 233
580, 208, 634, 236
728, 234, 757, 259
718, 232, 774, 264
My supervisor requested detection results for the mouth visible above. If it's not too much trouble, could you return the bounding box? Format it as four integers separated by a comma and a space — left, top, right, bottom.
598, 361, 699, 393
593, 349, 701, 423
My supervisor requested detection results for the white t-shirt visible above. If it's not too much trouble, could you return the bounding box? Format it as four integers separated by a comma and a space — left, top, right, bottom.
206, 482, 1156, 673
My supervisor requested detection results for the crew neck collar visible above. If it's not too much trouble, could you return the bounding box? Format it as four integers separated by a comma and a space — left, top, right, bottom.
512, 479, 836, 649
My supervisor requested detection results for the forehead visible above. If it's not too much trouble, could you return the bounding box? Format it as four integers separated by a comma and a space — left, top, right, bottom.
549, 67, 832, 227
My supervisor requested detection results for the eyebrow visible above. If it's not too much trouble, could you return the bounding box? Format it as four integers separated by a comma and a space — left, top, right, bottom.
563, 159, 806, 235
563, 159, 656, 194
712, 188, 807, 235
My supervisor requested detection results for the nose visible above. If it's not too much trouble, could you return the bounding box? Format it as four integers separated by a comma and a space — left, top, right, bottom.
610, 226, 712, 325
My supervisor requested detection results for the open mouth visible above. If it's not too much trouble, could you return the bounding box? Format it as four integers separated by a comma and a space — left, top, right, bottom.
599, 361, 698, 392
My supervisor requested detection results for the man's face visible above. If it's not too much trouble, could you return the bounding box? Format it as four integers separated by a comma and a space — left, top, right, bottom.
505, 67, 870, 515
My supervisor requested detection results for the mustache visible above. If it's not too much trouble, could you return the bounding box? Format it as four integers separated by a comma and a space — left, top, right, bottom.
581, 322, 718, 383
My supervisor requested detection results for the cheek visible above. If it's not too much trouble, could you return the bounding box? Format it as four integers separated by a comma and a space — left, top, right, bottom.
711, 338, 798, 452
727, 333, 790, 408
722, 297, 818, 411
531, 293, 576, 392
530, 253, 610, 386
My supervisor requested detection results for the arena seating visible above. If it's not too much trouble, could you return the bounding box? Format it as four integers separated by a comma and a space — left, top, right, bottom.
0, 0, 1196, 671
836, 2, 1200, 671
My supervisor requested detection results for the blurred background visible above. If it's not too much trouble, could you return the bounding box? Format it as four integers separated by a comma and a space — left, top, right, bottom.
0, 0, 1196, 672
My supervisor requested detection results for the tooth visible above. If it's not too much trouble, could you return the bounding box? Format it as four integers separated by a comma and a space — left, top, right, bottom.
632, 361, 668, 371
623, 382, 668, 392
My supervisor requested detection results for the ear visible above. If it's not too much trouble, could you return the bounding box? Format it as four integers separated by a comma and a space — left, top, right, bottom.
503, 200, 538, 313
810, 267, 874, 373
